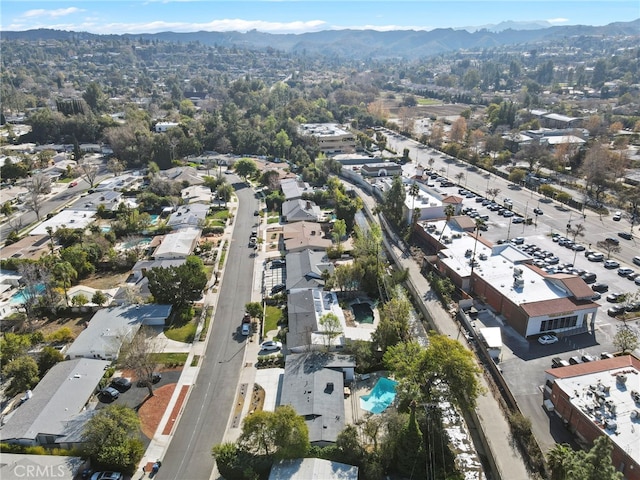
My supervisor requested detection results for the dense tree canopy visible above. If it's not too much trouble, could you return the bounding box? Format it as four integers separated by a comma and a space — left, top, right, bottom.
146, 255, 208, 308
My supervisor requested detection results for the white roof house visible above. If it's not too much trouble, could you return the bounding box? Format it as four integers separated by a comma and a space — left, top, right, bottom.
166, 204, 208, 230
65, 304, 172, 360
153, 227, 201, 259
0, 358, 111, 446
29, 209, 95, 236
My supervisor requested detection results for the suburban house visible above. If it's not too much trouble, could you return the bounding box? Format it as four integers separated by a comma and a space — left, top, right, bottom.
71, 190, 122, 212
0, 358, 111, 447
286, 289, 347, 352
285, 249, 334, 292
281, 199, 323, 223
544, 356, 640, 480
159, 166, 204, 186
95, 173, 143, 192
154, 121, 179, 133
29, 209, 95, 236
181, 185, 213, 204
166, 204, 209, 230
282, 222, 333, 253
0, 235, 50, 261
280, 178, 313, 201
279, 352, 356, 445
269, 458, 358, 480
64, 304, 172, 360
0, 453, 85, 480
153, 227, 201, 259
131, 259, 186, 282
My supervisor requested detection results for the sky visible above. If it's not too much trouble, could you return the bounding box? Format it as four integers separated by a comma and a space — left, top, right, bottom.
1, 1, 638, 35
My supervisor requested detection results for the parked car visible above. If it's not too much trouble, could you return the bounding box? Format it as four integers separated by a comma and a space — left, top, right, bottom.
591, 292, 601, 300
606, 292, 625, 303
581, 272, 597, 284
605, 237, 620, 246
99, 387, 120, 401
260, 341, 282, 351
538, 334, 558, 345
581, 354, 596, 363
241, 323, 251, 336
270, 283, 286, 295
604, 260, 620, 269
608, 305, 625, 317
572, 244, 586, 251
110, 377, 132, 392
613, 211, 622, 221
511, 237, 525, 245
618, 232, 633, 240
568, 356, 582, 365
90, 472, 123, 480
587, 253, 604, 262
591, 283, 609, 293
512, 216, 524, 224
618, 267, 634, 277
242, 313, 251, 324
633, 256, 640, 266
136, 373, 162, 387
552, 357, 569, 368
600, 352, 615, 359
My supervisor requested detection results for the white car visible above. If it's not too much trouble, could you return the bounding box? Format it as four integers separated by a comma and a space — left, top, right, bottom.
260, 341, 282, 351
538, 334, 559, 345
241, 323, 251, 336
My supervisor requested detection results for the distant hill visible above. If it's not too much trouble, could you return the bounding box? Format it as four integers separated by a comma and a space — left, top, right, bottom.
3, 19, 639, 60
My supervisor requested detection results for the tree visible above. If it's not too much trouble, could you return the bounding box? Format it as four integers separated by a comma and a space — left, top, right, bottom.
449, 117, 467, 143
82, 405, 144, 474
71, 293, 89, 306
486, 187, 501, 201
372, 287, 411, 353
395, 402, 425, 478
596, 240, 621, 260
331, 218, 347, 249
106, 157, 125, 177
146, 255, 208, 308
382, 175, 406, 228
216, 182, 234, 206
52, 261, 78, 306
83, 81, 107, 113
384, 335, 483, 411
92, 290, 109, 307
0, 333, 32, 365
1, 201, 15, 217
581, 142, 612, 203
237, 405, 309, 460
509, 168, 527, 184
437, 204, 456, 242
547, 436, 622, 480
613, 323, 639, 354
119, 326, 161, 396
75, 159, 99, 188
24, 173, 51, 220
38, 346, 64, 376
234, 158, 258, 181
2, 355, 39, 396
319, 312, 343, 350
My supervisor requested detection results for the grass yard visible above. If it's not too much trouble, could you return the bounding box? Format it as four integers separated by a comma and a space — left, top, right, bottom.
164, 321, 197, 343
264, 305, 283, 335
210, 209, 230, 220
150, 352, 188, 366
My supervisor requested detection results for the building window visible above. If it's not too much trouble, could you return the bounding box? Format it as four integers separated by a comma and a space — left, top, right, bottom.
541, 315, 578, 332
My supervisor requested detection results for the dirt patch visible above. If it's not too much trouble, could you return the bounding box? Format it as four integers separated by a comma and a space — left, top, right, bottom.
249, 384, 265, 414
82, 271, 131, 290
162, 384, 189, 435
138, 383, 177, 438
344, 308, 356, 327
38, 313, 92, 338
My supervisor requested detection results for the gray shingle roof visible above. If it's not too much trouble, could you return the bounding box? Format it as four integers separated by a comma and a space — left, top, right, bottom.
0, 358, 110, 443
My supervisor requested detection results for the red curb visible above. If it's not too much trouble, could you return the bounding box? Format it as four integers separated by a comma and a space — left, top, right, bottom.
162, 385, 189, 435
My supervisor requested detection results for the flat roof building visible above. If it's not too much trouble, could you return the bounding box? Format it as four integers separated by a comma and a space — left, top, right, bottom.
298, 123, 356, 155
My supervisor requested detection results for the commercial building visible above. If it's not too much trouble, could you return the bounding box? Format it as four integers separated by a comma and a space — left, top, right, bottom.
544, 355, 640, 480
298, 123, 356, 154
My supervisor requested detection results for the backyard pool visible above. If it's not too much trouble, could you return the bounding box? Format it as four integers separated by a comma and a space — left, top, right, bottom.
10, 284, 46, 305
360, 377, 398, 414
119, 237, 152, 250
351, 302, 374, 324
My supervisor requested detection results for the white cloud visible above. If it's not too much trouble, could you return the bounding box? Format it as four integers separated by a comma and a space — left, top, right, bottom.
22, 7, 84, 19
546, 17, 569, 24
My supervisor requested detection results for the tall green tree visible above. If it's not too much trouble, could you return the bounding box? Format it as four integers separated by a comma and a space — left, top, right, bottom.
82, 405, 143, 474
319, 312, 343, 350
234, 158, 258, 181
547, 436, 622, 480
38, 346, 64, 376
383, 175, 406, 228
146, 255, 208, 308
395, 402, 425, 478
52, 261, 78, 306
237, 405, 309, 460
2, 355, 40, 396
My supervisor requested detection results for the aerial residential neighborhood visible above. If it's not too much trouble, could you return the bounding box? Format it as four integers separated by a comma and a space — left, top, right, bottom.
1, 6, 639, 480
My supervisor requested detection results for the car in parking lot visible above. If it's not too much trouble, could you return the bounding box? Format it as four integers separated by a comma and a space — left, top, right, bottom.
551, 357, 570, 368
606, 292, 625, 303
613, 211, 622, 221
587, 252, 604, 262
511, 237, 525, 245
608, 305, 625, 317
538, 334, 558, 345
600, 352, 615, 359
635, 276, 640, 286
568, 356, 582, 365
581, 354, 596, 363
618, 231, 633, 240
512, 216, 524, 224
136, 372, 162, 387
572, 244, 586, 251
591, 292, 601, 300
580, 272, 597, 284
604, 260, 620, 269
627, 272, 640, 282
99, 387, 120, 401
503, 210, 514, 217
110, 377, 132, 392
591, 282, 609, 293
618, 267, 634, 277
260, 340, 282, 351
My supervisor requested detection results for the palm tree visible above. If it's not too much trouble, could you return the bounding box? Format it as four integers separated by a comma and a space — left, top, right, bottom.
455, 171, 465, 186
438, 204, 456, 242
52, 261, 77, 306
567, 223, 585, 264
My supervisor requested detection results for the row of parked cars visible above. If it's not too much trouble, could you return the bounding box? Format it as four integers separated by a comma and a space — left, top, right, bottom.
551, 352, 615, 368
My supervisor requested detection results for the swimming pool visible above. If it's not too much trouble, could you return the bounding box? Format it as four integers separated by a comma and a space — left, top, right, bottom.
119, 237, 152, 249
10, 284, 45, 305
360, 377, 398, 414
351, 302, 374, 324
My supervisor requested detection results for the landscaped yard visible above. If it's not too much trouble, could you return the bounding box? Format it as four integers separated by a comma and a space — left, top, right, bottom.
149, 352, 188, 366
264, 305, 283, 335
164, 320, 197, 343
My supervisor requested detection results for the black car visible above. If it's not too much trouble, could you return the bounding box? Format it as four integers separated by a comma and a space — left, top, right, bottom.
605, 237, 620, 246
618, 231, 633, 240
136, 373, 162, 387
270, 283, 286, 295
608, 305, 625, 317
591, 283, 609, 293
110, 377, 132, 392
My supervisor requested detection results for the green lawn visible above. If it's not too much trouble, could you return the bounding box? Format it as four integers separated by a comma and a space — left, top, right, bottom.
164, 321, 197, 343
149, 352, 188, 366
210, 209, 230, 220
264, 305, 283, 335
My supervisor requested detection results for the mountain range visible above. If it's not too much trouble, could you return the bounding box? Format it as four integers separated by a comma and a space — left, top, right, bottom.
3, 19, 639, 60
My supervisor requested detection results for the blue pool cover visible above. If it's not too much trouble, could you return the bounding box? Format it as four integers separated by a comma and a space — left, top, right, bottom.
360, 377, 398, 414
